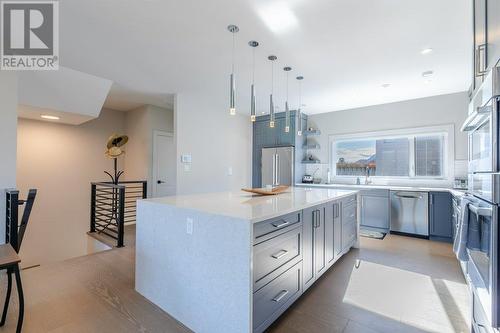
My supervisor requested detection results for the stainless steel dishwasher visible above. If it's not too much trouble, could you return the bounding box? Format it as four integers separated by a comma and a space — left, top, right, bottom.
390, 191, 429, 237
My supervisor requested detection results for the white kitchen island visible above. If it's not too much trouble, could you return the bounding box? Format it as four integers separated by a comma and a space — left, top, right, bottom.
135, 187, 359, 333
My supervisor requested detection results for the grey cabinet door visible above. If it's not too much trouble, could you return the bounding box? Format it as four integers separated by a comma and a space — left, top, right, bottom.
429, 192, 452, 239
333, 202, 342, 259
474, 0, 488, 89
302, 207, 315, 290
314, 206, 327, 277
361, 195, 390, 230
276, 116, 295, 146
325, 202, 334, 265
487, 0, 500, 69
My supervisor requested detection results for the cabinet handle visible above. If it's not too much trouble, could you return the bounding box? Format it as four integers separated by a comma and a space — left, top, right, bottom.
476, 44, 488, 76
272, 289, 289, 302
271, 249, 289, 259
272, 220, 289, 228
317, 210, 321, 228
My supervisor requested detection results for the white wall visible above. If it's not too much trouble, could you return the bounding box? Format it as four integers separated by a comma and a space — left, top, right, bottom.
175, 92, 252, 194
0, 72, 18, 244
305, 92, 469, 183
17, 109, 126, 266
124, 105, 174, 196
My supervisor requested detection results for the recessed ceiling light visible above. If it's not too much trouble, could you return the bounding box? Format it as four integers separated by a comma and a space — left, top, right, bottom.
41, 115, 60, 120
381, 83, 391, 88
421, 48, 433, 55
422, 70, 434, 78
258, 2, 298, 34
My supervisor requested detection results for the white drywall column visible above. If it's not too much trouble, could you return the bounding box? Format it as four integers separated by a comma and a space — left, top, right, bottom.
0, 72, 18, 243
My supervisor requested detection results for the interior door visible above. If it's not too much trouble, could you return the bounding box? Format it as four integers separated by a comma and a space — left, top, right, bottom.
152, 131, 176, 197
261, 148, 276, 187
276, 146, 294, 186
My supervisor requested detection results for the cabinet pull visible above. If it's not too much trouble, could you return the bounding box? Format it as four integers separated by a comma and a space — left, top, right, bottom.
271, 249, 289, 259
314, 210, 321, 228
272, 289, 289, 302
272, 220, 289, 228
475, 44, 487, 76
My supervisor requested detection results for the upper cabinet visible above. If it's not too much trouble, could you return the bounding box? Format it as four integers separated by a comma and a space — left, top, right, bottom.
473, 0, 500, 93
487, 0, 500, 69
474, 0, 488, 90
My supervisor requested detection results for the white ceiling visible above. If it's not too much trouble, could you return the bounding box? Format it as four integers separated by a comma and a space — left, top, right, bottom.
103, 84, 174, 112
59, 0, 472, 115
18, 67, 112, 124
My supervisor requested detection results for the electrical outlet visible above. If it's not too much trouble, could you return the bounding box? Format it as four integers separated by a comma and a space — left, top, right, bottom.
186, 218, 193, 235
228, 166, 233, 176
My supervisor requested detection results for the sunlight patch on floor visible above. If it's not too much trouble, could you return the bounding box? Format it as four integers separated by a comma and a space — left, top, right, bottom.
342, 260, 470, 333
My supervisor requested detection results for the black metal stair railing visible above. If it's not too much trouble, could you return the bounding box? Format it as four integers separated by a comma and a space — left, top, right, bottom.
6, 189, 37, 253
90, 181, 146, 247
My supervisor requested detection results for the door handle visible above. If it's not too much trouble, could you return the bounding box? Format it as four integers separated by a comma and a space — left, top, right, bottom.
157, 180, 165, 184
271, 249, 289, 259
272, 289, 289, 302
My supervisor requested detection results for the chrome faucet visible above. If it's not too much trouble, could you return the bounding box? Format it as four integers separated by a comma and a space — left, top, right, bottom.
365, 167, 372, 185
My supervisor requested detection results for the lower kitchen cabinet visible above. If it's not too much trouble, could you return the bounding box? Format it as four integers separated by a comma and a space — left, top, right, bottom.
342, 200, 357, 251
360, 190, 390, 231
325, 201, 342, 265
253, 193, 358, 332
303, 205, 326, 290
429, 191, 453, 241
303, 194, 357, 291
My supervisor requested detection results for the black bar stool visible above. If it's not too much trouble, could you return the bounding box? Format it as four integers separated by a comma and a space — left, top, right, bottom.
0, 244, 23, 333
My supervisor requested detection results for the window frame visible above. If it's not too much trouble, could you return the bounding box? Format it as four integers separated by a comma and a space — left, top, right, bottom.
329, 124, 455, 185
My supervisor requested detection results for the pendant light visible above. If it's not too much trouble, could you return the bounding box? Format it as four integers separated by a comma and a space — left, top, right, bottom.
296, 76, 304, 136
228, 25, 239, 115
249, 41, 259, 122
268, 55, 277, 128
283, 66, 292, 132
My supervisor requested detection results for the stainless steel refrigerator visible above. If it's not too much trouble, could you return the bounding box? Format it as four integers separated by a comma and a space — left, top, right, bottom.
261, 147, 294, 187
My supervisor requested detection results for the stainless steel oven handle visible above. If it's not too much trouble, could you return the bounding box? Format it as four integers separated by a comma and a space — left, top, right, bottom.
469, 204, 493, 217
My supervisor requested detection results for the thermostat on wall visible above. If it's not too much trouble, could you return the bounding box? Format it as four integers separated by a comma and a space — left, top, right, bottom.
181, 154, 192, 163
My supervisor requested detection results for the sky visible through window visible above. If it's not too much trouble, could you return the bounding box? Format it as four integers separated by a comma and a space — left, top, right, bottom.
336, 140, 376, 163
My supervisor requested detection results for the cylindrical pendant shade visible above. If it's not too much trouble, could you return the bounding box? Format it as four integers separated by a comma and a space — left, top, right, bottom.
229, 73, 236, 115
285, 101, 290, 132
269, 94, 275, 128
250, 84, 256, 121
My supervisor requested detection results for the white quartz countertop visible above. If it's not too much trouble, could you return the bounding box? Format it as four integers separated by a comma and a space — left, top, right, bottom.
142, 187, 358, 223
295, 183, 466, 197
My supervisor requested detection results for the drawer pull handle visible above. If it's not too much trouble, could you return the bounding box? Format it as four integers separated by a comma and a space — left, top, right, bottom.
272, 220, 290, 228
272, 290, 289, 302
350, 214, 355, 218
271, 249, 289, 259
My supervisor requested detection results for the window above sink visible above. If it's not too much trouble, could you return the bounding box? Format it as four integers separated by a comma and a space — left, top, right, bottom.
329, 124, 455, 185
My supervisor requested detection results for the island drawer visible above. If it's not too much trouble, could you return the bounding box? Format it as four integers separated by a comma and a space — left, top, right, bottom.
253, 261, 302, 333
254, 211, 302, 243
253, 226, 302, 287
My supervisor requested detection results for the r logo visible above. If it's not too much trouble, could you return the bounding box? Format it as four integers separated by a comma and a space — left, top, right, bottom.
1, 1, 58, 70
